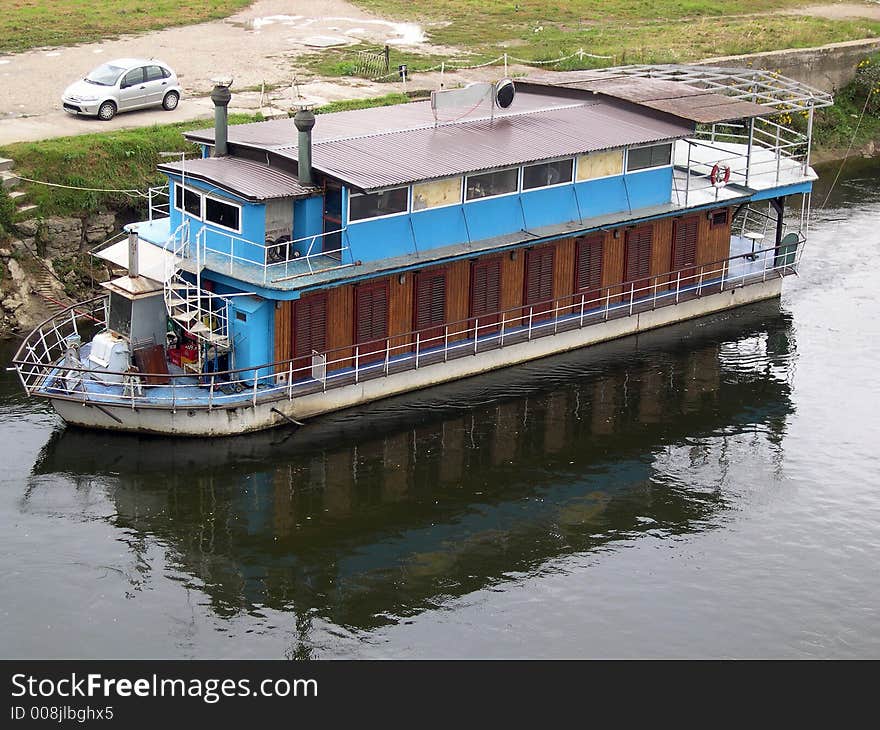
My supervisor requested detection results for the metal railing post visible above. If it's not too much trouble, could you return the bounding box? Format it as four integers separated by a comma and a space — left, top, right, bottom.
415, 332, 421, 369
675, 272, 681, 304
385, 340, 391, 374
629, 283, 635, 316
579, 295, 585, 327
553, 303, 559, 334
354, 346, 360, 384
500, 314, 506, 347
474, 318, 479, 354
697, 266, 704, 296
252, 376, 258, 407
604, 291, 610, 321
652, 277, 658, 309
288, 361, 294, 399
527, 309, 533, 340
443, 326, 449, 362
209, 376, 215, 410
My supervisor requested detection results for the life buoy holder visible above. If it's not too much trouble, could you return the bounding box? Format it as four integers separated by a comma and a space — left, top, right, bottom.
710, 163, 731, 187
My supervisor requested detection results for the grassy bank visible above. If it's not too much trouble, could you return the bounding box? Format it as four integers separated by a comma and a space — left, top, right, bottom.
0, 114, 261, 218
1, 0, 253, 54
307, 1, 880, 78
814, 54, 880, 157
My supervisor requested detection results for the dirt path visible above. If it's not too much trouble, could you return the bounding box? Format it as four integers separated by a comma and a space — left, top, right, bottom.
0, 0, 461, 145
2, 1, 880, 146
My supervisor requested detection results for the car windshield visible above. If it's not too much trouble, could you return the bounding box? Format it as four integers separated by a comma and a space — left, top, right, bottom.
84, 63, 126, 86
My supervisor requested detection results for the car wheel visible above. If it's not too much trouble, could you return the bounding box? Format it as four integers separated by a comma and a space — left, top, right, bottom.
162, 91, 180, 111
97, 101, 116, 121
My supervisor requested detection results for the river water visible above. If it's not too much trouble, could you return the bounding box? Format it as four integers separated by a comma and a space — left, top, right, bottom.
1, 161, 879, 659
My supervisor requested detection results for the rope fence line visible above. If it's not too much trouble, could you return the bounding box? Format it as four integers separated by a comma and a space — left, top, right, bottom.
367, 48, 615, 82
16, 176, 150, 198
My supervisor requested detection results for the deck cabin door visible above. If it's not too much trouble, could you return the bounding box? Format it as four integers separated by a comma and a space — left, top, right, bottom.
524, 246, 556, 322
355, 280, 389, 365
414, 268, 447, 351
671, 216, 699, 291
323, 182, 343, 259
624, 225, 653, 300
574, 234, 605, 310
469, 256, 502, 335
293, 293, 327, 379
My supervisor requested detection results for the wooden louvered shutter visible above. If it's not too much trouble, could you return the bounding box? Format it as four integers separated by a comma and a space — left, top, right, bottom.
355, 280, 388, 346
470, 258, 501, 318
524, 247, 555, 305
624, 226, 652, 284
672, 217, 698, 271
575, 234, 604, 294
414, 269, 447, 331
293, 293, 327, 359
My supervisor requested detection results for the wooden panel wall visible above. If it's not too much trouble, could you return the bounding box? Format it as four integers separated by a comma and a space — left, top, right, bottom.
696, 207, 733, 276
446, 259, 471, 340
327, 283, 354, 367
274, 300, 293, 372
553, 237, 576, 302
500, 249, 525, 311
388, 273, 413, 353
602, 228, 625, 303
650, 217, 674, 290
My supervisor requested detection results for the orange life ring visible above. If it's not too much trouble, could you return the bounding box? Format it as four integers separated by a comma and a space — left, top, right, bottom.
710, 163, 731, 187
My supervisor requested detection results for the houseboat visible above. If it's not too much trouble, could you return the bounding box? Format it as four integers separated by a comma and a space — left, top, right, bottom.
11, 64, 832, 436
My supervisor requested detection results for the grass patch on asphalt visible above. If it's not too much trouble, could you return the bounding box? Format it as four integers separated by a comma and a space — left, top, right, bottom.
0, 0, 253, 53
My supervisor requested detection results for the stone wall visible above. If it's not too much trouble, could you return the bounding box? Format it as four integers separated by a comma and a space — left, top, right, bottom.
698, 38, 880, 93
12, 211, 118, 261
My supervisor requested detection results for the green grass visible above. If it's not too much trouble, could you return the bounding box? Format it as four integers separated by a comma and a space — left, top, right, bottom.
814, 53, 880, 154
311, 1, 880, 76
0, 0, 253, 53
0, 114, 261, 217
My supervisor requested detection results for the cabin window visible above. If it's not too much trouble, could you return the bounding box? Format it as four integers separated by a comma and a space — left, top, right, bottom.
672, 217, 698, 272
576, 150, 624, 181
575, 234, 604, 295
524, 247, 555, 305
626, 143, 673, 172
174, 184, 201, 217
412, 177, 463, 210
349, 188, 409, 222
470, 257, 502, 325
465, 168, 518, 201
414, 268, 447, 337
205, 195, 241, 233
522, 159, 573, 190
355, 281, 389, 350
624, 226, 653, 292
710, 209, 729, 228
294, 294, 327, 360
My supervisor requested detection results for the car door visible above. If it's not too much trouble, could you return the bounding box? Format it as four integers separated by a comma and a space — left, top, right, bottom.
143, 65, 169, 105
117, 67, 146, 110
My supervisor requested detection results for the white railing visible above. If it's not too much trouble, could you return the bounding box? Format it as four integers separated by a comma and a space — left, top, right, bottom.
12, 241, 802, 412
147, 186, 170, 221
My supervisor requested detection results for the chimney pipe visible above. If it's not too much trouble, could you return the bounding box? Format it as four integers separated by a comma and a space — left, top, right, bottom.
211, 78, 233, 157
293, 106, 315, 186
128, 230, 139, 278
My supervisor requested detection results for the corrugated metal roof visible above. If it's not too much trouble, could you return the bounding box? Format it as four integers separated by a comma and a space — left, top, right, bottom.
180, 85, 692, 191
292, 102, 691, 190
157, 156, 316, 200
523, 73, 775, 122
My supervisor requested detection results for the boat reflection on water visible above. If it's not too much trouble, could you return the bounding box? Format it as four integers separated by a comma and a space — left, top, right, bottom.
31, 300, 796, 641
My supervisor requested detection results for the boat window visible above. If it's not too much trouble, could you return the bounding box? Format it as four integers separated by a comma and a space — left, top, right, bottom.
174, 184, 202, 217
412, 177, 462, 210
626, 143, 673, 172
349, 187, 409, 222
465, 168, 519, 200
522, 159, 573, 190
205, 195, 241, 232
576, 150, 624, 181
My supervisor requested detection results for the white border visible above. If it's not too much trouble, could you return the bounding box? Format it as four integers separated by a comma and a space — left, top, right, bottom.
521, 158, 575, 192
173, 181, 243, 235
204, 192, 243, 235
464, 167, 520, 203
411, 176, 465, 213
574, 150, 625, 183
348, 186, 410, 224
624, 142, 674, 174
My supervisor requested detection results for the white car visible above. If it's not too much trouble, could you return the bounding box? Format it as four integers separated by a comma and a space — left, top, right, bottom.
62, 58, 181, 120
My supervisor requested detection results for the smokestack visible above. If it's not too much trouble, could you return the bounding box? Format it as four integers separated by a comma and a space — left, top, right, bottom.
128, 230, 139, 278
210, 78, 233, 157
293, 105, 315, 186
